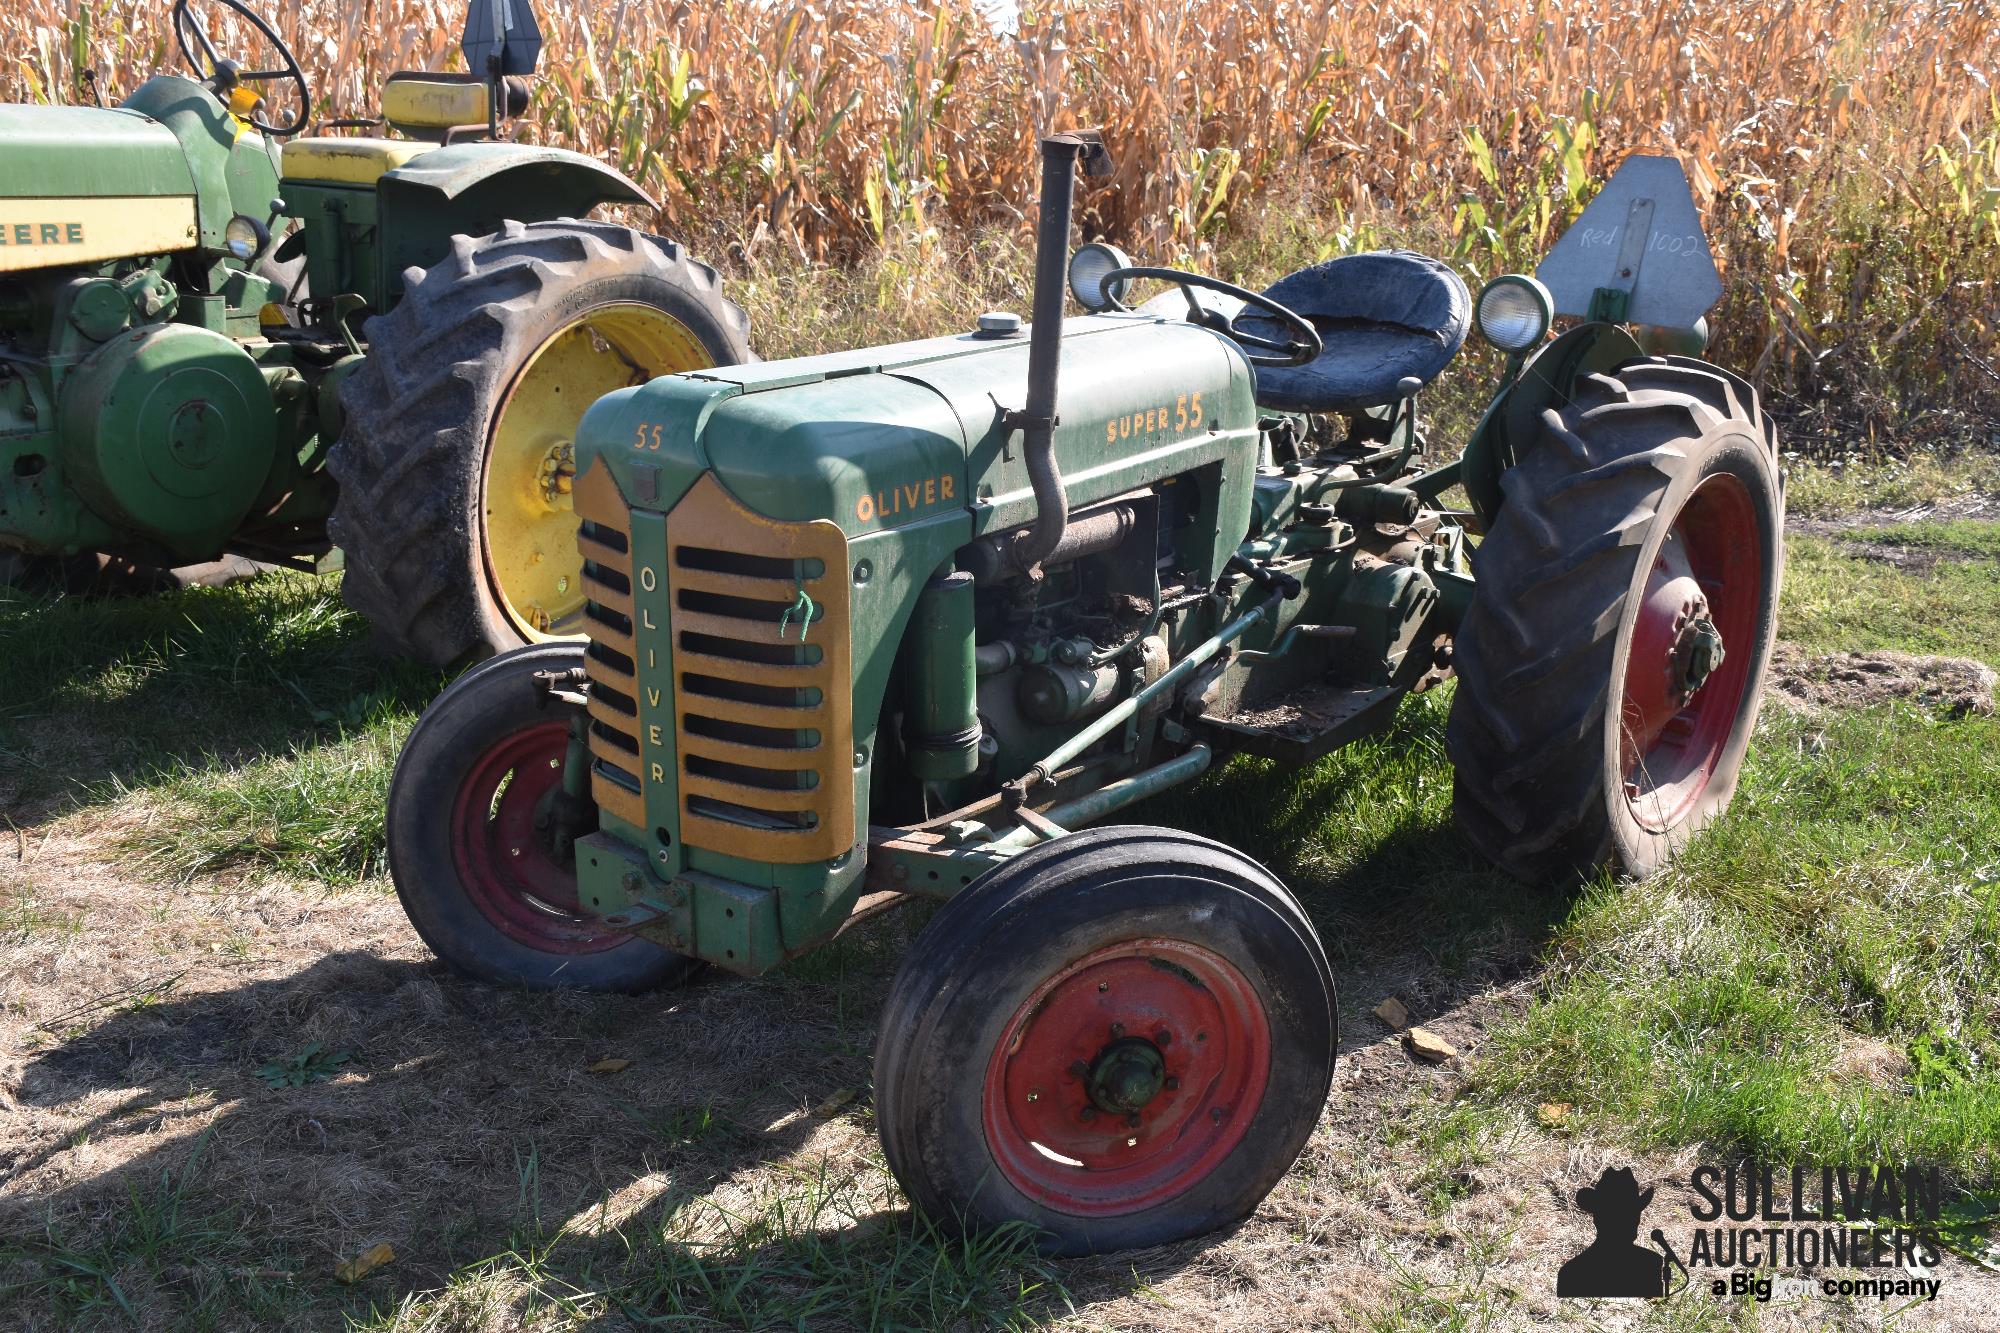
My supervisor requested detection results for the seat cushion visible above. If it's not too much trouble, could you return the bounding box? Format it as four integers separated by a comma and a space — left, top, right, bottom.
381, 76, 491, 133
280, 137, 431, 187
1242, 251, 1471, 413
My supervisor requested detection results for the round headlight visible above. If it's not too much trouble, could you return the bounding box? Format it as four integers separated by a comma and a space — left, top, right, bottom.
1474, 275, 1553, 352
225, 214, 270, 262
1068, 242, 1132, 312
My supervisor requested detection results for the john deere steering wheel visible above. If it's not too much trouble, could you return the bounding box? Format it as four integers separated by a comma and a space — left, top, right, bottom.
171, 0, 309, 136
1101, 267, 1323, 368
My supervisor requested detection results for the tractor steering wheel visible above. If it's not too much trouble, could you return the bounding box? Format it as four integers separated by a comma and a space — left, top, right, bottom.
1100, 267, 1323, 368
171, 0, 309, 137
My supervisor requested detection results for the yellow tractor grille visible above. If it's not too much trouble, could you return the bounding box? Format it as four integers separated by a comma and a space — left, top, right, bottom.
572, 462, 646, 831
666, 474, 854, 863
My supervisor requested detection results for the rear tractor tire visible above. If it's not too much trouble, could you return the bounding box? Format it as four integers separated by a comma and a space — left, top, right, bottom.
1447, 355, 1784, 882
328, 219, 751, 668
874, 826, 1337, 1255
386, 641, 699, 993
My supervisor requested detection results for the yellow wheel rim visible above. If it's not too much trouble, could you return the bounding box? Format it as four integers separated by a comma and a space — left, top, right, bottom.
482, 303, 714, 641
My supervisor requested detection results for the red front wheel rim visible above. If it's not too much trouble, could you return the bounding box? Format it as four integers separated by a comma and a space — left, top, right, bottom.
981, 938, 1272, 1217
1617, 470, 1764, 831
448, 720, 621, 955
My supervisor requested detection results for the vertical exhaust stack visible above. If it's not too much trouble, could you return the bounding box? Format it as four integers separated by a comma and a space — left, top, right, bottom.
1011, 130, 1114, 578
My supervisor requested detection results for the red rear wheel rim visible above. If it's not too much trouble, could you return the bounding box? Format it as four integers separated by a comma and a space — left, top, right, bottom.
448, 721, 620, 955
1618, 470, 1763, 831
981, 938, 1271, 1217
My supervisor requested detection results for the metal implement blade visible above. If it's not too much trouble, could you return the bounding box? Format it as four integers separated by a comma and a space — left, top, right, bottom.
1536, 154, 1722, 329
462, 0, 544, 77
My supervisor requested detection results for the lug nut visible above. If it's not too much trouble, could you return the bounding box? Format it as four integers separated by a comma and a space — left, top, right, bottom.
1154, 1028, 1172, 1046
1079, 1106, 1096, 1122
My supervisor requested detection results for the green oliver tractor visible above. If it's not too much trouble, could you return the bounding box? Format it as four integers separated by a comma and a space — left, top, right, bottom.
387, 134, 1784, 1253
0, 0, 747, 664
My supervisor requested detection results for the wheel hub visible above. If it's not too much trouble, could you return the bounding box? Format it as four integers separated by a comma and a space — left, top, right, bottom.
1086, 1037, 1167, 1115
1671, 613, 1725, 699
537, 440, 576, 507
448, 720, 620, 955
981, 938, 1271, 1217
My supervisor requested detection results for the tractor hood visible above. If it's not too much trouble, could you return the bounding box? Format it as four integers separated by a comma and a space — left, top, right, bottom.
0, 105, 198, 199
575, 311, 1259, 548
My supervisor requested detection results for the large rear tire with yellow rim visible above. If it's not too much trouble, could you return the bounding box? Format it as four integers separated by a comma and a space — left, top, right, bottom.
328, 218, 750, 667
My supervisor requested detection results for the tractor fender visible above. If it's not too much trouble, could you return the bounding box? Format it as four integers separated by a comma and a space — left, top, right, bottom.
1457, 321, 1646, 527
378, 142, 655, 213
374, 144, 658, 305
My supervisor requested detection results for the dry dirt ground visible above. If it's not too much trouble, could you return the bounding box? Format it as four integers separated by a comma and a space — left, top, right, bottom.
2, 502, 1996, 1331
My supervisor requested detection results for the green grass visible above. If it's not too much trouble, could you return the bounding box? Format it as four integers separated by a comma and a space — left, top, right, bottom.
138, 720, 411, 887
341, 1158, 1064, 1332
0, 571, 439, 816
2, 1090, 1063, 1332
0, 570, 435, 888
0, 885, 85, 941
1469, 698, 2000, 1176
1781, 523, 2000, 661
1784, 450, 2000, 517
1153, 689, 1562, 985
0, 1132, 302, 1329
1868, 518, 2000, 558
1435, 516, 2000, 1207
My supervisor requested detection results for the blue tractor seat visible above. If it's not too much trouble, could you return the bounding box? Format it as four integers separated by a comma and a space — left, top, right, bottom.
1238, 251, 1471, 414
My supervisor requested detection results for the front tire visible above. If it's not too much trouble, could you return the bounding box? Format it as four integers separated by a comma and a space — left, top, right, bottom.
874, 826, 1336, 1255
386, 641, 698, 992
328, 219, 750, 667
1447, 356, 1783, 882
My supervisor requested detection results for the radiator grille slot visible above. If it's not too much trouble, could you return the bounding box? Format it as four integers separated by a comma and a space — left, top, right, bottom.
682, 673, 823, 709
686, 795, 817, 832
677, 588, 819, 625
686, 754, 822, 791
573, 463, 646, 830
675, 547, 825, 581
685, 714, 819, 751
666, 473, 854, 863
680, 630, 823, 668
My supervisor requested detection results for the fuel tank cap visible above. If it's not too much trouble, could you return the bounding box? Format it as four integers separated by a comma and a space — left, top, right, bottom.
973, 311, 1023, 338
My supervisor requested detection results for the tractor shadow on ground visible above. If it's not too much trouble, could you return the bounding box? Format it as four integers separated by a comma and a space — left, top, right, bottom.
1153, 726, 1578, 1049
6, 943, 925, 1319
4, 701, 1580, 1322
0, 573, 441, 823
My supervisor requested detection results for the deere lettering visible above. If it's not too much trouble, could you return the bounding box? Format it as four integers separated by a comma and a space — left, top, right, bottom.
856, 471, 955, 524
0, 221, 85, 246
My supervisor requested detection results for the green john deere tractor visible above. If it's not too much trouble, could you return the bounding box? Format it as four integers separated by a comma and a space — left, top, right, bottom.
386, 134, 1784, 1253
0, 0, 747, 664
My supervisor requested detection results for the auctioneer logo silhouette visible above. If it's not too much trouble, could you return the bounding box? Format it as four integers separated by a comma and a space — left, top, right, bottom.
1557, 1167, 1686, 1299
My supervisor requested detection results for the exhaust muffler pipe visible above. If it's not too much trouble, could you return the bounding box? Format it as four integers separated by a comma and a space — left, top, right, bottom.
1009, 130, 1114, 578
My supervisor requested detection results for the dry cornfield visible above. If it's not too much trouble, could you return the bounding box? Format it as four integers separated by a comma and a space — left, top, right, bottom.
7, 0, 1999, 430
